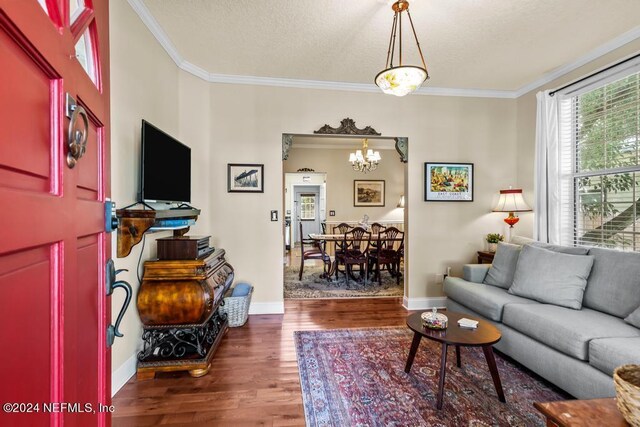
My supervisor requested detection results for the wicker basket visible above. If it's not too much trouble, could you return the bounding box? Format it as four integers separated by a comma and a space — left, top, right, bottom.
614, 364, 640, 427
219, 285, 253, 327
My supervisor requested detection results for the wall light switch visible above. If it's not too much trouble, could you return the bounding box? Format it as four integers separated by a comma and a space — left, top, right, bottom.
270, 210, 278, 221
329, 210, 336, 217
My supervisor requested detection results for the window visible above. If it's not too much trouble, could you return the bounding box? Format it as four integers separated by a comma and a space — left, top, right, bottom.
37, 0, 48, 14
74, 29, 96, 83
559, 70, 640, 251
300, 194, 316, 221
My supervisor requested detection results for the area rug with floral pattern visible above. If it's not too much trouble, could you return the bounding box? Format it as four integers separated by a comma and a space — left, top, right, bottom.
295, 327, 569, 426
284, 265, 403, 299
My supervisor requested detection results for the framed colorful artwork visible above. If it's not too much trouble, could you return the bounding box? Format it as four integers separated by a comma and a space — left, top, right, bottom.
424, 162, 474, 202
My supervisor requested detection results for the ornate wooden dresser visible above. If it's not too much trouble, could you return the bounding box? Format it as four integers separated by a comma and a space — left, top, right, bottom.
136, 249, 233, 379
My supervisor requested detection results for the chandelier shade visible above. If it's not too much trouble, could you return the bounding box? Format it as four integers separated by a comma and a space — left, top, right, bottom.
375, 0, 429, 97
349, 139, 381, 173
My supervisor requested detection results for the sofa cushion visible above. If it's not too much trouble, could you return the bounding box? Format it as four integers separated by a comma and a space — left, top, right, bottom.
530, 241, 590, 255
583, 248, 640, 318
483, 242, 521, 289
508, 245, 594, 309
444, 276, 536, 322
503, 303, 640, 360
625, 306, 640, 328
589, 337, 640, 376
463, 264, 490, 284
510, 235, 535, 245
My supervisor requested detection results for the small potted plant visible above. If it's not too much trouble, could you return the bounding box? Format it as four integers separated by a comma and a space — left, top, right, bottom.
486, 233, 504, 252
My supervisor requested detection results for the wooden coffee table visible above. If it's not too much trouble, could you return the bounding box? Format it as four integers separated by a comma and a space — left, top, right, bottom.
405, 310, 505, 410
534, 398, 629, 426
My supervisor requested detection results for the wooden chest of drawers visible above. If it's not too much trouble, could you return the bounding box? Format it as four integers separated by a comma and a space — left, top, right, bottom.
136, 249, 234, 379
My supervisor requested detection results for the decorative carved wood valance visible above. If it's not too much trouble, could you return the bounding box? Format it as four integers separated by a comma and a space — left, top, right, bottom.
395, 137, 408, 163
282, 134, 293, 160
313, 118, 381, 136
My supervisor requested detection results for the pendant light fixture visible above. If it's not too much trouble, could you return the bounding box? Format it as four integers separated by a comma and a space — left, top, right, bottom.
375, 0, 429, 97
349, 139, 381, 173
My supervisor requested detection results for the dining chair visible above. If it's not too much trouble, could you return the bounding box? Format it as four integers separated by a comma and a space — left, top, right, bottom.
370, 222, 386, 234
298, 222, 331, 280
335, 226, 371, 285
369, 222, 387, 250
332, 222, 352, 257
368, 226, 404, 285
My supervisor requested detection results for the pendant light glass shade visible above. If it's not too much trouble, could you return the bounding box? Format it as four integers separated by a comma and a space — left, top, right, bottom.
375, 0, 429, 97
375, 66, 428, 97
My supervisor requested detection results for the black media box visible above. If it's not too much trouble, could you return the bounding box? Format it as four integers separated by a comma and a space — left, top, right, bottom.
156, 235, 212, 260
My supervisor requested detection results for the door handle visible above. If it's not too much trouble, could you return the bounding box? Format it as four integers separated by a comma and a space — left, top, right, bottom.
106, 259, 132, 348
65, 94, 89, 168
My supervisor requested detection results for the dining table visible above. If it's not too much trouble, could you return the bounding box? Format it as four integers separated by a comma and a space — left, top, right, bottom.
308, 233, 403, 283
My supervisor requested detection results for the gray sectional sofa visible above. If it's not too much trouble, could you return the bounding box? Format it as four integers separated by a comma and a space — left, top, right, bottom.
444, 238, 640, 399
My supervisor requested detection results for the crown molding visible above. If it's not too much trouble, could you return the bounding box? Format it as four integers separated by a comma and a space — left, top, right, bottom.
127, 0, 515, 98
128, 0, 640, 100
514, 25, 640, 97
126, 0, 183, 66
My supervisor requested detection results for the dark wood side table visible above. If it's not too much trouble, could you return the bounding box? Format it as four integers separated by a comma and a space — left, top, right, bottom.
477, 250, 495, 264
534, 398, 628, 426
404, 311, 505, 410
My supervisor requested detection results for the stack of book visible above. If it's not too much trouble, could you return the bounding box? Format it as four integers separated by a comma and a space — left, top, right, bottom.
457, 318, 479, 329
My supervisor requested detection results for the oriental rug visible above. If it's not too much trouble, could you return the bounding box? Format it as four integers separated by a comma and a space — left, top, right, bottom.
284, 264, 403, 299
295, 327, 568, 427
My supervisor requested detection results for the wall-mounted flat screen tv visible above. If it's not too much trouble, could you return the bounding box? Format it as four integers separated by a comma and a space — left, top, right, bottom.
140, 120, 191, 204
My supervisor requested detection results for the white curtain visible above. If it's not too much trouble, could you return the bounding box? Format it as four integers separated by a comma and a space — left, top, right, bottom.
533, 90, 561, 244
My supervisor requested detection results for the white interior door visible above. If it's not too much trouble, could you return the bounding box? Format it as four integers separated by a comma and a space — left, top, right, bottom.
294, 186, 321, 243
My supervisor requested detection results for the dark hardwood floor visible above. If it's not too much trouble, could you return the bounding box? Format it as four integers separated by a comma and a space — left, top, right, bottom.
112, 298, 408, 426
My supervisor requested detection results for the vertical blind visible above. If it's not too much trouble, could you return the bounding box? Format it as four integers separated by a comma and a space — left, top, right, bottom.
558, 70, 640, 251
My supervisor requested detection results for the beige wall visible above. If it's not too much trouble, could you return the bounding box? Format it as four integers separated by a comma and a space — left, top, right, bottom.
515, 40, 640, 237
284, 146, 405, 223
109, 1, 210, 384
207, 84, 517, 304
109, 1, 552, 383
110, 0, 177, 378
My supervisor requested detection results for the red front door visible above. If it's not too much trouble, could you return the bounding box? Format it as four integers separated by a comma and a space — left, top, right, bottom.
0, 1, 111, 426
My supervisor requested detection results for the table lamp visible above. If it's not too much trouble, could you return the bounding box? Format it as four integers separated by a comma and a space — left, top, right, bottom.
492, 188, 532, 228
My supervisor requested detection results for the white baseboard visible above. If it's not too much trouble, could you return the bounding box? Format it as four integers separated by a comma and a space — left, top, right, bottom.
402, 296, 448, 310
248, 301, 285, 315
112, 353, 137, 397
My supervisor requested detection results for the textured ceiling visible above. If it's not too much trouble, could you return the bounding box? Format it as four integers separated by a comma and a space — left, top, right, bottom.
141, 0, 640, 91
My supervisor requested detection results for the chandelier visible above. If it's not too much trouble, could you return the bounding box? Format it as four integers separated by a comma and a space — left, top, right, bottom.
349, 139, 381, 173
375, 0, 429, 97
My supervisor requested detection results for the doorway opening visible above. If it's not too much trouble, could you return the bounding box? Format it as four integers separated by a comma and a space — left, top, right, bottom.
282, 129, 408, 300
284, 173, 327, 252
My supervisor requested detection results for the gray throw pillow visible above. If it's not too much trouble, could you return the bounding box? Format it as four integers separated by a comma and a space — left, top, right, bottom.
509, 245, 594, 309
510, 235, 535, 246
483, 242, 521, 289
626, 306, 640, 329
530, 241, 590, 255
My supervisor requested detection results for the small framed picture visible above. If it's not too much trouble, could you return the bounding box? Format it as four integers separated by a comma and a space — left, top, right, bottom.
424, 162, 474, 202
228, 163, 264, 193
354, 180, 385, 207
